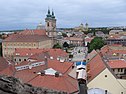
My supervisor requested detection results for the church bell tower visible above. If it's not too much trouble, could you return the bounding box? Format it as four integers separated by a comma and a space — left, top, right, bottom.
45, 8, 57, 37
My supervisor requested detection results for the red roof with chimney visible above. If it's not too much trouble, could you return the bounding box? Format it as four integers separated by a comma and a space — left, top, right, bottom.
14, 48, 68, 59
0, 59, 79, 93
28, 75, 78, 93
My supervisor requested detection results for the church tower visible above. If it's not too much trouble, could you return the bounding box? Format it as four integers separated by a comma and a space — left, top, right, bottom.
85, 23, 88, 31
45, 9, 57, 37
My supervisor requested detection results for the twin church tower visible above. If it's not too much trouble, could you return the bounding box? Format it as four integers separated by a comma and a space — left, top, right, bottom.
45, 9, 57, 37
37, 8, 57, 37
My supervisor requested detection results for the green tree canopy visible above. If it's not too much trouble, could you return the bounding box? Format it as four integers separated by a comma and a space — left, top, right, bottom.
53, 43, 62, 49
62, 33, 67, 37
88, 37, 105, 53
63, 42, 69, 48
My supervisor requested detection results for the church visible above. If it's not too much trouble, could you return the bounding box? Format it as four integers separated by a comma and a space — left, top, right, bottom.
2, 9, 57, 60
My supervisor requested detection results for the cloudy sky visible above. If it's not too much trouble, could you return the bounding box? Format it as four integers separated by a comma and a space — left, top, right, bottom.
0, 0, 126, 30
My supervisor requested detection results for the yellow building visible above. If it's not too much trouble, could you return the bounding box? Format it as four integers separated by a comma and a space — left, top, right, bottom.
2, 29, 54, 60
87, 53, 126, 94
74, 23, 88, 32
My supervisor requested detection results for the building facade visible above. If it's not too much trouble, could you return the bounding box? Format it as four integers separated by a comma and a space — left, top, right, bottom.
2, 31, 53, 60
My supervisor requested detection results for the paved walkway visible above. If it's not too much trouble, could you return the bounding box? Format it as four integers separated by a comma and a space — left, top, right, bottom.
71, 47, 88, 62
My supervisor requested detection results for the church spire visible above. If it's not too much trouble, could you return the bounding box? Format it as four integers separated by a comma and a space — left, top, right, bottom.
48, 8, 50, 15
46, 8, 51, 18
51, 9, 55, 18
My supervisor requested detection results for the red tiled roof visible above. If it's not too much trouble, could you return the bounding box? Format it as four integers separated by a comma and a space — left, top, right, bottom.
64, 37, 83, 41
19, 29, 46, 36
15, 66, 44, 83
3, 34, 50, 42
85, 38, 93, 42
87, 54, 106, 82
28, 75, 79, 93
14, 48, 43, 57
47, 59, 73, 74
112, 50, 126, 54
107, 35, 121, 39
100, 45, 126, 56
14, 48, 68, 59
0, 59, 78, 93
0, 57, 9, 71
108, 59, 126, 69
0, 65, 16, 76
100, 45, 111, 55
109, 44, 122, 47
86, 50, 97, 60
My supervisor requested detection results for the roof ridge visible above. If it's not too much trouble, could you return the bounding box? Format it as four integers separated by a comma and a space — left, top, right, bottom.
63, 63, 73, 74
63, 75, 78, 93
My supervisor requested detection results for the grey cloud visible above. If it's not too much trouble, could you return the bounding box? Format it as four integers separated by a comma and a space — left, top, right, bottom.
0, 0, 126, 30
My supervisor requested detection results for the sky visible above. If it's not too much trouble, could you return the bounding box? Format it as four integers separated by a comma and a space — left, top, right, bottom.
0, 0, 126, 30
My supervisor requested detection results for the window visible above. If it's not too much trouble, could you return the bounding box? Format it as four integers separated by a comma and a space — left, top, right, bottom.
105, 90, 107, 94
121, 69, 123, 72
118, 68, 120, 72
24, 59, 26, 61
19, 59, 21, 61
47, 22, 49, 27
105, 75, 107, 77
113, 69, 115, 72
15, 59, 16, 62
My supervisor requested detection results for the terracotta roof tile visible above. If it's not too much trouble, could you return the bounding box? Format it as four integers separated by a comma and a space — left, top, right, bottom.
85, 38, 93, 42
87, 54, 106, 82
19, 29, 46, 36
108, 59, 126, 69
14, 48, 68, 59
0, 57, 9, 71
0, 59, 78, 93
86, 50, 97, 60
28, 75, 78, 93
64, 37, 83, 41
4, 34, 50, 42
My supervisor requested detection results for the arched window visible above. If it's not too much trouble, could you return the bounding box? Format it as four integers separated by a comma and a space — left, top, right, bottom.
47, 22, 49, 27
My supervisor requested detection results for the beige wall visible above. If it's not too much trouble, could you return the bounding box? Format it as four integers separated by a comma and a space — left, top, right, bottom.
13, 56, 29, 64
113, 68, 125, 75
87, 68, 126, 94
2, 42, 38, 58
38, 40, 53, 48
2, 40, 53, 60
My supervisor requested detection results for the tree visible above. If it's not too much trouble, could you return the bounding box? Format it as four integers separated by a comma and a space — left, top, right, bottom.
63, 42, 69, 48
62, 33, 67, 37
88, 37, 105, 53
53, 43, 62, 49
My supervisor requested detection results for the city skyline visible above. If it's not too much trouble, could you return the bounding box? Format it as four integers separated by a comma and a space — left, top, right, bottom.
0, 0, 126, 30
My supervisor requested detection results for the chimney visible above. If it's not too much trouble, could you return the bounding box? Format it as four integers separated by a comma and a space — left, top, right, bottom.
72, 65, 74, 69
55, 72, 59, 77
